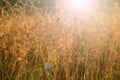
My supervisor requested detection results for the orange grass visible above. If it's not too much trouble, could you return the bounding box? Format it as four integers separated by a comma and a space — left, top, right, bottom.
0, 1, 120, 80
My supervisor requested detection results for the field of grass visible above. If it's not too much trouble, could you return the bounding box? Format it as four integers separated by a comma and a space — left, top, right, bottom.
0, 1, 120, 80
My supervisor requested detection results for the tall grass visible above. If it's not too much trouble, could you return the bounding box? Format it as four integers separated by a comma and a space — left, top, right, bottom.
0, 0, 120, 80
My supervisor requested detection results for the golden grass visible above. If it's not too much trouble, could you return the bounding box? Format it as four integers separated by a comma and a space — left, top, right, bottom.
0, 1, 120, 80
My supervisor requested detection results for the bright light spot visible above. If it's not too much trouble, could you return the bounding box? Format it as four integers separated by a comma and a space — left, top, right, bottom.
69, 0, 89, 9
64, 0, 94, 12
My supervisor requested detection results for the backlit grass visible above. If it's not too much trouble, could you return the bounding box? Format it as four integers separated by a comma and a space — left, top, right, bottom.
0, 0, 120, 80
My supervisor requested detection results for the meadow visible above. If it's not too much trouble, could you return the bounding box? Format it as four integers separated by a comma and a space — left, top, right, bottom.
0, 0, 120, 80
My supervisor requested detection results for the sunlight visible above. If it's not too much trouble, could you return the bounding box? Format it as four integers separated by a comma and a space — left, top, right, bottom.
64, 0, 94, 12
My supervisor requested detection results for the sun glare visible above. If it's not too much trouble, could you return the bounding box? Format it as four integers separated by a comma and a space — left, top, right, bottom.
64, 0, 93, 12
